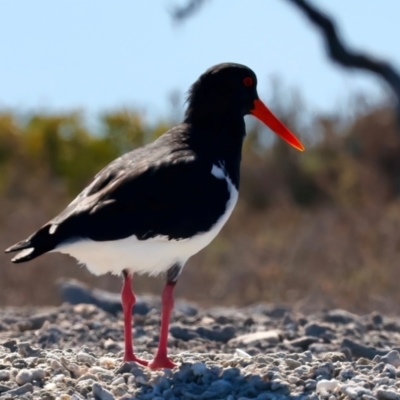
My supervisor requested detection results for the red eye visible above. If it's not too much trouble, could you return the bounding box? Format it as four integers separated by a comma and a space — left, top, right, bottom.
243, 77, 253, 87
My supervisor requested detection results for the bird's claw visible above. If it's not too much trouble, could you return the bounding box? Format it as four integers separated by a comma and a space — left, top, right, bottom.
148, 356, 176, 370
123, 355, 149, 367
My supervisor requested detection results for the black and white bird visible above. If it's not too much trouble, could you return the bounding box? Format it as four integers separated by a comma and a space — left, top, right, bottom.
5, 63, 304, 369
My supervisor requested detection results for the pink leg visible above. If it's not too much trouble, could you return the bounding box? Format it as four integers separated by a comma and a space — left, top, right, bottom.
148, 282, 177, 369
121, 271, 148, 366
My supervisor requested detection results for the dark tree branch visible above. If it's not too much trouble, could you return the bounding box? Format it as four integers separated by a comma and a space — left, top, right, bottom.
171, 0, 400, 125
171, 0, 207, 21
287, 0, 400, 126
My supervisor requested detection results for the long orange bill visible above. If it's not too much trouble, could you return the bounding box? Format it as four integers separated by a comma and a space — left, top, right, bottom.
250, 99, 305, 151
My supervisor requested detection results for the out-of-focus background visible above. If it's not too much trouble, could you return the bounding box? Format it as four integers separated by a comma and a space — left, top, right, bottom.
1, 0, 400, 313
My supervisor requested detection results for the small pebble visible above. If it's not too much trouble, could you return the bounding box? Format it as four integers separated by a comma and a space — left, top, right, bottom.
191, 362, 207, 375
15, 369, 33, 385
76, 352, 96, 366
377, 388, 400, 400
92, 382, 115, 400
110, 376, 125, 385
99, 357, 115, 369
316, 379, 339, 393
0, 371, 10, 381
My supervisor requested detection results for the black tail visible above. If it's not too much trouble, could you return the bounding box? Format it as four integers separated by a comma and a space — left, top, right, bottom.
5, 224, 60, 263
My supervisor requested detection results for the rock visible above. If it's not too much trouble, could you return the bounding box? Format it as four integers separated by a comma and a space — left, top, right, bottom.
288, 375, 299, 384
59, 279, 123, 316
196, 325, 236, 342
289, 336, 319, 350
285, 358, 301, 369
99, 373, 114, 383
221, 368, 241, 381
50, 359, 63, 371
1, 382, 33, 397
0, 371, 10, 381
341, 384, 373, 399
316, 379, 339, 393
341, 338, 388, 359
214, 315, 234, 325
98, 357, 115, 370
304, 322, 332, 337
229, 330, 281, 345
135, 375, 148, 385
0, 384, 11, 393
76, 378, 96, 396
111, 384, 127, 397
322, 352, 347, 362
15, 369, 33, 385
175, 301, 198, 317
270, 379, 290, 394
40, 325, 64, 345
11, 358, 27, 369
208, 307, 241, 322
370, 312, 383, 326
169, 325, 199, 341
88, 366, 108, 375
246, 304, 291, 318
16, 314, 54, 332
59, 278, 193, 316
29, 313, 53, 330
314, 362, 335, 379
200, 379, 233, 398
4, 353, 19, 364
383, 319, 400, 332
381, 350, 400, 367
66, 362, 82, 378
235, 349, 252, 358
191, 362, 207, 376
1, 340, 17, 353
305, 379, 317, 390
377, 389, 400, 400
78, 373, 98, 382
103, 339, 121, 352
76, 352, 96, 366
17, 342, 43, 357
373, 377, 389, 386
12, 367, 44, 386
116, 362, 139, 374
383, 363, 396, 378
110, 377, 125, 386
32, 368, 46, 380
0, 322, 9, 332
324, 309, 359, 324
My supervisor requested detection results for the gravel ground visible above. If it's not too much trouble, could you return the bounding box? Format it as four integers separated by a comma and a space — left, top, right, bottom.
1, 291, 400, 399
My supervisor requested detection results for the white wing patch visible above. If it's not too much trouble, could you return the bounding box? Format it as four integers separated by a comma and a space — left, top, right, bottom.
49, 225, 57, 235
12, 247, 34, 262
211, 163, 226, 179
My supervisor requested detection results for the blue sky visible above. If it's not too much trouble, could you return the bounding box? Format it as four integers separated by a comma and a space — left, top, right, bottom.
1, 0, 400, 120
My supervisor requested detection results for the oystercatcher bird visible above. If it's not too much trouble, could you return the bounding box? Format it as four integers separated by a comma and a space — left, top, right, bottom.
5, 63, 304, 369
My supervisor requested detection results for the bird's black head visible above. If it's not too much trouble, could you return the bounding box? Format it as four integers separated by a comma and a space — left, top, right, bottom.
185, 63, 258, 120
185, 63, 304, 151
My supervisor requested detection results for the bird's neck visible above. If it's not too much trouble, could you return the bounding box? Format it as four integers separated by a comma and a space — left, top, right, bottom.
185, 114, 245, 189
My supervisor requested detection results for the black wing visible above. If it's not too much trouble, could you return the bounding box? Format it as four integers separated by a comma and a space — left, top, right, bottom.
6, 132, 230, 262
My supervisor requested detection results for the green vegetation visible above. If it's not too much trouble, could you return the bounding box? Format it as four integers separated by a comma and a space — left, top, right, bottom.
0, 110, 167, 196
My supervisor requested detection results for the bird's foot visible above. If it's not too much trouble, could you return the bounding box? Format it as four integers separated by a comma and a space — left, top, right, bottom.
148, 356, 176, 370
123, 354, 149, 367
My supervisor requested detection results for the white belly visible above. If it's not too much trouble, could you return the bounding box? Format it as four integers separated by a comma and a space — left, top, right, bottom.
55, 164, 238, 276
